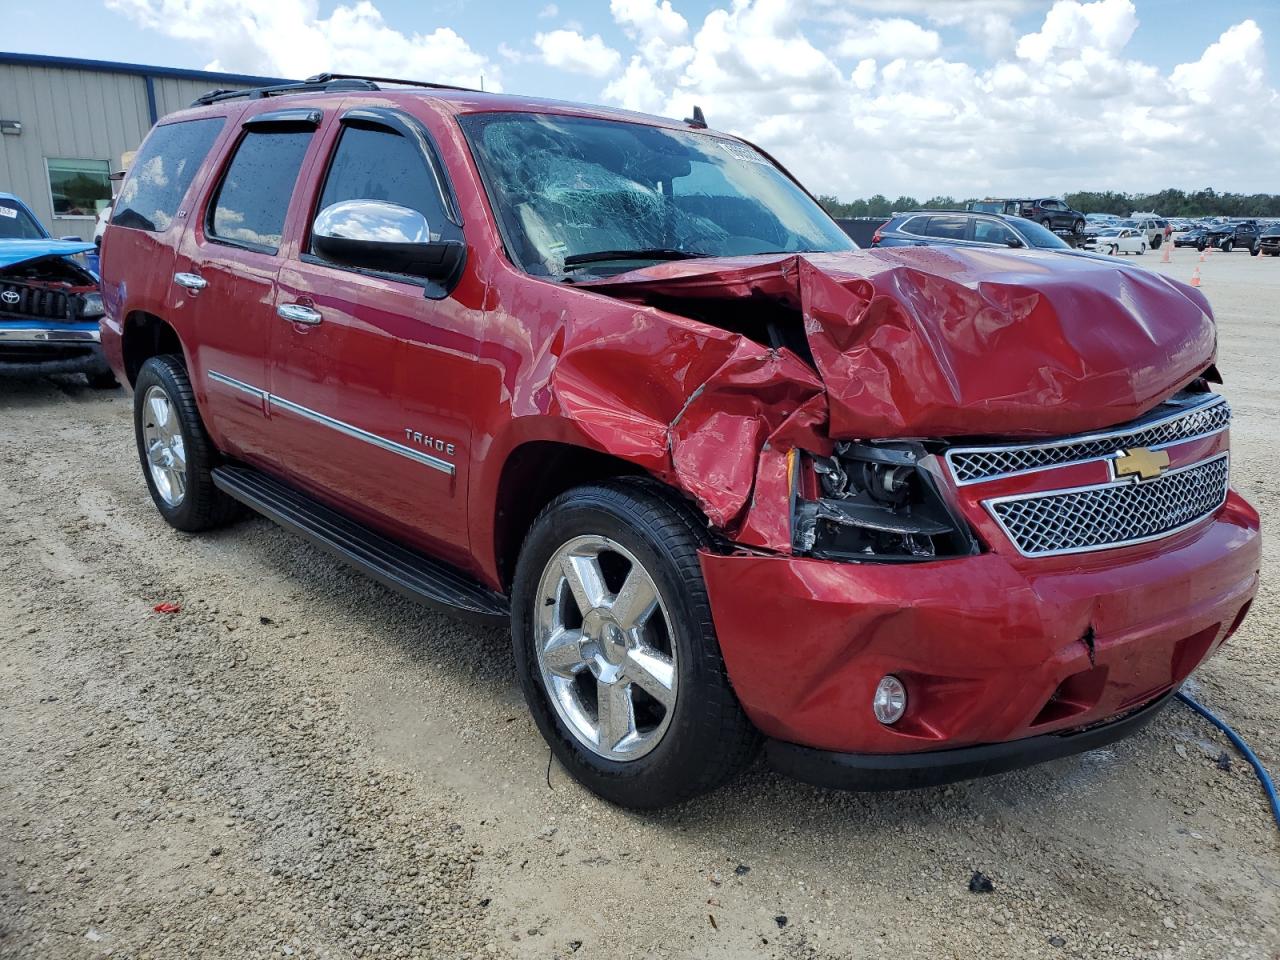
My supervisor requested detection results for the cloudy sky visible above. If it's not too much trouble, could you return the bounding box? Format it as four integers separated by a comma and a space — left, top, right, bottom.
8, 0, 1279, 198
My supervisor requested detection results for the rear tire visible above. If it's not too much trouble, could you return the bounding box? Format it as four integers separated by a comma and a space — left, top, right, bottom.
512, 479, 758, 809
1152, 234, 1162, 249
1072, 219, 1084, 236
1138, 243, 1146, 255
1250, 243, 1260, 257
133, 355, 240, 532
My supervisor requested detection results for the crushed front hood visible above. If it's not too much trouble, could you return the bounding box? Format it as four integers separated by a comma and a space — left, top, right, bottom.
0, 239, 96, 271
581, 247, 1216, 439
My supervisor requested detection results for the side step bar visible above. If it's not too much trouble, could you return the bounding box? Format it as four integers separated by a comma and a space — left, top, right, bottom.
212, 465, 509, 624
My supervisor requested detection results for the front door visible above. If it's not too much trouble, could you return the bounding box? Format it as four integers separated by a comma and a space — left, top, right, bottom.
175, 111, 321, 465
266, 108, 478, 566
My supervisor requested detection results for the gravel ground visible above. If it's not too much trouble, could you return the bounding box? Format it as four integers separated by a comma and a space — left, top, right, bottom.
1, 245, 1277, 960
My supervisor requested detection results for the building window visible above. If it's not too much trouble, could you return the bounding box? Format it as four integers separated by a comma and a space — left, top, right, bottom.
46, 158, 112, 219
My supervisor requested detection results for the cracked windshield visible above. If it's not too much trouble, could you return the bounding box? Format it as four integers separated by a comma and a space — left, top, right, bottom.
462, 112, 853, 277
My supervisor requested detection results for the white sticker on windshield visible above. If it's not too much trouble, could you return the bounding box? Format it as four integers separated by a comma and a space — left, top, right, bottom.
716, 141, 769, 165
0, 206, 17, 219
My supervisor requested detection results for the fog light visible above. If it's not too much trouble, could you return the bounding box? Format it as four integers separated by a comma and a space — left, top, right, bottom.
873, 675, 907, 724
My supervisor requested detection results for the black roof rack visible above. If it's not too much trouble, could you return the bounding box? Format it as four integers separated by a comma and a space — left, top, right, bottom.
190, 71, 478, 108
305, 71, 479, 93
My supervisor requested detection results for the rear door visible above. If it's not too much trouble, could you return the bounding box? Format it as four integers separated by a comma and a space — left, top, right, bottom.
267, 106, 478, 565
170, 109, 322, 462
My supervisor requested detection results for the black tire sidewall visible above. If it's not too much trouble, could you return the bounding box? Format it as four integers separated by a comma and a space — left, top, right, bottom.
512, 484, 751, 808
133, 355, 230, 532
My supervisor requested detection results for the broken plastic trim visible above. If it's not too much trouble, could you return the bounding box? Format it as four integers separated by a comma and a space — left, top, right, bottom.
792, 441, 979, 562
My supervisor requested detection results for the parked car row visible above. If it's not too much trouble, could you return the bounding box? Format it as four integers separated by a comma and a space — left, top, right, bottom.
1170, 219, 1276, 255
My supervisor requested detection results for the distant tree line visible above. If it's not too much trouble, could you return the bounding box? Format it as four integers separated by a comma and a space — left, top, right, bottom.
817, 188, 1280, 219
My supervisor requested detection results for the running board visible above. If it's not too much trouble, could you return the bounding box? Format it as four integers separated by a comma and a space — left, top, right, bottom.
212, 465, 509, 624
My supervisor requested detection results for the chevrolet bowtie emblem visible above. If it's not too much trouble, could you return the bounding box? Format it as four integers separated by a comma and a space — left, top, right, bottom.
1113, 447, 1170, 481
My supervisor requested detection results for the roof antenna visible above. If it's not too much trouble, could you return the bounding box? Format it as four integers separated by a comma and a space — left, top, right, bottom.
684, 105, 707, 129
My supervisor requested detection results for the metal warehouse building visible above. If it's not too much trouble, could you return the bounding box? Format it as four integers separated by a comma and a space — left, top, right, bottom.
0, 53, 286, 241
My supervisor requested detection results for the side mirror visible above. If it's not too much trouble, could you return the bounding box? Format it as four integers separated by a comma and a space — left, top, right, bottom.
1005, 237, 1024, 248
312, 199, 463, 283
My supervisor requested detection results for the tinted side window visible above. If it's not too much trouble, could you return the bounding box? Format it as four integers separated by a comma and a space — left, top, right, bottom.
209, 130, 312, 253
926, 216, 969, 240
899, 216, 929, 235
313, 125, 449, 243
112, 118, 224, 232
973, 219, 1016, 245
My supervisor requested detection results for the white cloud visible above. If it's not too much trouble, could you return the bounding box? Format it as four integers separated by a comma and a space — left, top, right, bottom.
1171, 19, 1266, 104
534, 29, 623, 77
1015, 0, 1136, 60
836, 17, 941, 60
105, 0, 1280, 199
537, 3, 558, 18
104, 0, 499, 89
611, 0, 689, 43
596, 0, 1280, 198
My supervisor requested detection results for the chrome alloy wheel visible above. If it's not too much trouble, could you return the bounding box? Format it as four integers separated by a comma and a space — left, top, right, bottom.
141, 385, 187, 507
534, 535, 677, 761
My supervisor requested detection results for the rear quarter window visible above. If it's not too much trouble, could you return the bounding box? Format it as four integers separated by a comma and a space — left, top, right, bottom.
112, 117, 225, 232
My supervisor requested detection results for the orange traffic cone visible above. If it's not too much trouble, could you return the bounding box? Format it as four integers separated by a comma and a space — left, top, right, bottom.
1199, 249, 1207, 262
1190, 267, 1201, 287
1161, 244, 1172, 263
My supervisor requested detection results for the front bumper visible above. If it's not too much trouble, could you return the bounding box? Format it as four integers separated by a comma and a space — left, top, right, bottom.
700, 493, 1259, 778
0, 322, 110, 376
766, 688, 1175, 791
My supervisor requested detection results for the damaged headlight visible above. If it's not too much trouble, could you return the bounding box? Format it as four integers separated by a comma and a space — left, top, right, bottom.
790, 441, 978, 562
78, 292, 105, 319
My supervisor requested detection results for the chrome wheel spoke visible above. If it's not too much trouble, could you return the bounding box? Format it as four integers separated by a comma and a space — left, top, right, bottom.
562, 552, 606, 615
596, 679, 636, 752
610, 564, 658, 630
141, 386, 186, 508
625, 646, 676, 708
543, 628, 586, 677
534, 534, 678, 763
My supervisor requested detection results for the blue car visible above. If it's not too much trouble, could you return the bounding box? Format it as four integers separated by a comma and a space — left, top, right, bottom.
0, 192, 114, 385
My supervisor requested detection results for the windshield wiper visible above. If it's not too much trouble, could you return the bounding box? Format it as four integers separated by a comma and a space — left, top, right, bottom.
562, 248, 708, 269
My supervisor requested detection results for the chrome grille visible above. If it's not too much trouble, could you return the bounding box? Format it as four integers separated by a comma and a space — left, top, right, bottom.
987, 454, 1229, 558
946, 396, 1230, 485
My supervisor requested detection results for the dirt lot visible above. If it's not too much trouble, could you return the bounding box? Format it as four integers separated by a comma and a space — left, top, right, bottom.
1, 245, 1277, 960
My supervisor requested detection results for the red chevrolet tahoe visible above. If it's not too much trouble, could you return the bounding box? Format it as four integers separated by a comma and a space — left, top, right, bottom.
98, 74, 1260, 809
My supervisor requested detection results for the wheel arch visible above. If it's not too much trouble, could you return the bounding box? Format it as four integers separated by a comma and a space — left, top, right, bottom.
121, 311, 186, 386
490, 439, 658, 591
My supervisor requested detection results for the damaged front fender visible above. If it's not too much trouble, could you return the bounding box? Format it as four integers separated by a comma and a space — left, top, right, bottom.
560, 246, 1216, 552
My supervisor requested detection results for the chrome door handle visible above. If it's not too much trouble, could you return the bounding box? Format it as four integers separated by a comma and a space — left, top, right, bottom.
173, 272, 207, 291
277, 303, 323, 326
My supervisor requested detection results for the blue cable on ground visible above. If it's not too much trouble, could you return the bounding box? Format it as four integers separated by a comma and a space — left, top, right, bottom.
1175, 690, 1280, 832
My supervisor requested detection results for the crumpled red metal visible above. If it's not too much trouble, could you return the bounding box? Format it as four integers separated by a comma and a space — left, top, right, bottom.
577, 248, 1215, 544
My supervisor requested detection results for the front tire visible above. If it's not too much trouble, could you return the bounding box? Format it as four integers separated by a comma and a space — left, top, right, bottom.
1152, 234, 1162, 249
133, 355, 239, 532
1250, 243, 1261, 257
1222, 239, 1233, 253
1072, 219, 1084, 236
512, 480, 758, 808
